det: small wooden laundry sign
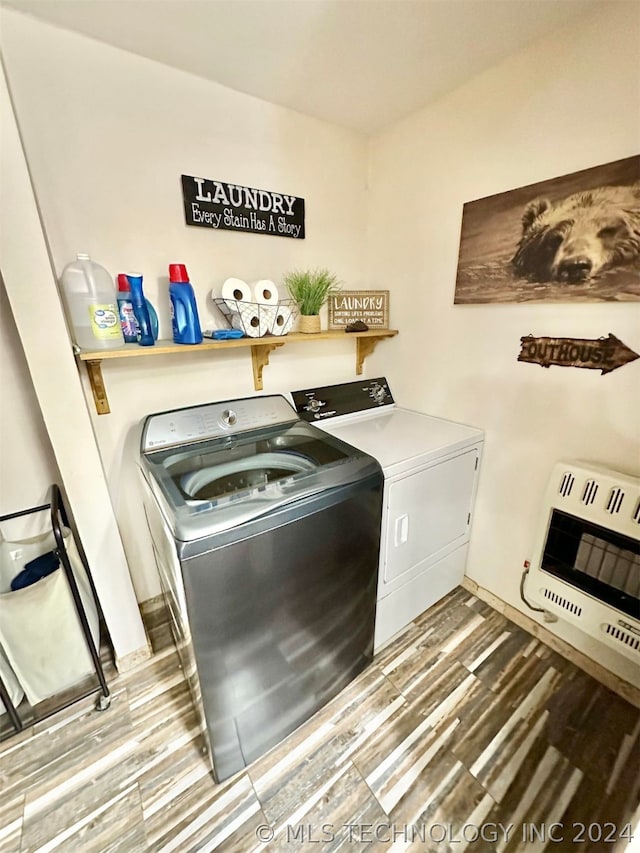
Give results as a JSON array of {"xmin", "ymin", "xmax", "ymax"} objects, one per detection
[
  {"xmin": 518, "ymin": 333, "xmax": 639, "ymax": 375},
  {"xmin": 329, "ymin": 291, "xmax": 389, "ymax": 329},
  {"xmin": 181, "ymin": 175, "xmax": 305, "ymax": 239}
]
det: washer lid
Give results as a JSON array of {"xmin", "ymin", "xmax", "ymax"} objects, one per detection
[{"xmin": 139, "ymin": 416, "xmax": 381, "ymax": 541}]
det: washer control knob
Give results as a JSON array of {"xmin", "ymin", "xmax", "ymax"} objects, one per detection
[
  {"xmin": 220, "ymin": 409, "xmax": 237, "ymax": 427},
  {"xmin": 370, "ymin": 383, "xmax": 388, "ymax": 404},
  {"xmin": 305, "ymin": 398, "xmax": 324, "ymax": 414}
]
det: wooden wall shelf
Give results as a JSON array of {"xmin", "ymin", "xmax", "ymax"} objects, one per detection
[{"xmin": 76, "ymin": 328, "xmax": 398, "ymax": 414}]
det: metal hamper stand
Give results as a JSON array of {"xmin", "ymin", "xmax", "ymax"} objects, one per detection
[{"xmin": 0, "ymin": 484, "xmax": 111, "ymax": 738}]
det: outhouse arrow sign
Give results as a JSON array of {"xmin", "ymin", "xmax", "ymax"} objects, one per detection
[{"xmin": 518, "ymin": 333, "xmax": 639, "ymax": 375}]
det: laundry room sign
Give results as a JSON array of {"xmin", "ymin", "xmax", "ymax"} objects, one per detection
[
  {"xmin": 181, "ymin": 175, "xmax": 305, "ymax": 239},
  {"xmin": 517, "ymin": 333, "xmax": 639, "ymax": 374},
  {"xmin": 329, "ymin": 291, "xmax": 389, "ymax": 329}
]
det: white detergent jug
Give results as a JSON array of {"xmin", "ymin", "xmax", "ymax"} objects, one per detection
[{"xmin": 60, "ymin": 254, "xmax": 124, "ymax": 350}]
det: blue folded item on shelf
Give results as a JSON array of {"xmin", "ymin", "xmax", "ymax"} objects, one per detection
[
  {"xmin": 203, "ymin": 329, "xmax": 244, "ymax": 340},
  {"xmin": 10, "ymin": 550, "xmax": 60, "ymax": 591}
]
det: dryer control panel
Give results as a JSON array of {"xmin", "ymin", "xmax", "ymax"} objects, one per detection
[
  {"xmin": 291, "ymin": 378, "xmax": 394, "ymax": 422},
  {"xmin": 141, "ymin": 395, "xmax": 298, "ymax": 451}
]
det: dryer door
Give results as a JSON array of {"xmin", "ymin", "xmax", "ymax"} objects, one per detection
[{"xmin": 382, "ymin": 448, "xmax": 479, "ymax": 589}]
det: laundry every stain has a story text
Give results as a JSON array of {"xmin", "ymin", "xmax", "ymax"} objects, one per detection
[
  {"xmin": 183, "ymin": 175, "xmax": 304, "ymax": 239},
  {"xmin": 190, "ymin": 205, "xmax": 301, "ymax": 238}
]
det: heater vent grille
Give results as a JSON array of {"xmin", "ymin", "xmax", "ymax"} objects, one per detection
[
  {"xmin": 532, "ymin": 462, "xmax": 640, "ymax": 662},
  {"xmin": 581, "ymin": 479, "xmax": 599, "ymax": 506},
  {"xmin": 606, "ymin": 488, "xmax": 625, "ymax": 515},
  {"xmin": 542, "ymin": 588, "xmax": 583, "ymax": 617},
  {"xmin": 602, "ymin": 623, "xmax": 640, "ymax": 653},
  {"xmin": 559, "ymin": 472, "xmax": 575, "ymax": 497}
]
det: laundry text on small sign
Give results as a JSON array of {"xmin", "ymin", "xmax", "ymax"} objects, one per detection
[
  {"xmin": 329, "ymin": 291, "xmax": 389, "ymax": 329},
  {"xmin": 517, "ymin": 333, "xmax": 639, "ymax": 375},
  {"xmin": 181, "ymin": 175, "xmax": 305, "ymax": 239}
]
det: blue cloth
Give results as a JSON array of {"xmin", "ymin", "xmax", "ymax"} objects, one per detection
[{"xmin": 10, "ymin": 551, "xmax": 60, "ymax": 591}]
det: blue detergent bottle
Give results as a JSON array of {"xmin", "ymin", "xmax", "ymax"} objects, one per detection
[
  {"xmin": 126, "ymin": 272, "xmax": 155, "ymax": 346},
  {"xmin": 118, "ymin": 273, "xmax": 159, "ymax": 342},
  {"xmin": 117, "ymin": 274, "xmax": 138, "ymax": 343},
  {"xmin": 169, "ymin": 263, "xmax": 203, "ymax": 345}
]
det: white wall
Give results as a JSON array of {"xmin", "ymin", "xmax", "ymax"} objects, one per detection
[
  {"xmin": 0, "ymin": 9, "xmax": 371, "ymax": 601},
  {"xmin": 1, "ymin": 65, "xmax": 148, "ymax": 664},
  {"xmin": 365, "ymin": 2, "xmax": 640, "ymax": 682},
  {"xmin": 0, "ymin": 276, "xmax": 60, "ymax": 525}
]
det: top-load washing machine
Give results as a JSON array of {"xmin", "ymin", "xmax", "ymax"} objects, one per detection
[
  {"xmin": 137, "ymin": 394, "xmax": 383, "ymax": 782},
  {"xmin": 291, "ymin": 378, "xmax": 483, "ymax": 650}
]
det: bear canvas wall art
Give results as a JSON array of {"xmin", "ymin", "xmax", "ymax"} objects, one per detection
[{"xmin": 454, "ymin": 155, "xmax": 640, "ymax": 303}]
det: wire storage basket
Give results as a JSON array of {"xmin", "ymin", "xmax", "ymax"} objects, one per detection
[{"xmin": 213, "ymin": 298, "xmax": 298, "ymax": 338}]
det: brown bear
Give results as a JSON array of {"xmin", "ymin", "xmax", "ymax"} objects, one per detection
[{"xmin": 511, "ymin": 182, "xmax": 640, "ymax": 283}]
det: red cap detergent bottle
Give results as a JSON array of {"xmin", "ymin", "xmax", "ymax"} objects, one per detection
[{"xmin": 169, "ymin": 264, "xmax": 203, "ymax": 345}]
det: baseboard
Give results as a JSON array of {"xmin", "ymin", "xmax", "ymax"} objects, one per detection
[
  {"xmin": 462, "ymin": 577, "xmax": 640, "ymax": 709},
  {"xmin": 114, "ymin": 643, "xmax": 153, "ymax": 673},
  {"xmin": 112, "ymin": 596, "xmax": 159, "ymax": 673}
]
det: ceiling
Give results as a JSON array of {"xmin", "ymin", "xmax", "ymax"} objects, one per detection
[{"xmin": 3, "ymin": 0, "xmax": 604, "ymax": 134}]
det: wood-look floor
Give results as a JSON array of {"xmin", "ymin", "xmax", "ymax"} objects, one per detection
[{"xmin": 1, "ymin": 587, "xmax": 639, "ymax": 853}]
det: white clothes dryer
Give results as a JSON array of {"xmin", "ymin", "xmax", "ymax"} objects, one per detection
[{"xmin": 291, "ymin": 378, "xmax": 484, "ymax": 650}]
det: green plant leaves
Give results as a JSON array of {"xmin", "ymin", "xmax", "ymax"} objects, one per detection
[{"xmin": 283, "ymin": 268, "xmax": 341, "ymax": 315}]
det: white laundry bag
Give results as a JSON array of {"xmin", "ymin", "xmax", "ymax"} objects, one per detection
[
  {"xmin": 0, "ymin": 643, "xmax": 23, "ymax": 717},
  {"xmin": 0, "ymin": 527, "xmax": 100, "ymax": 705}
]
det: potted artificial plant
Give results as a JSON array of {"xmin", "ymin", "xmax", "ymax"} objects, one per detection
[{"xmin": 283, "ymin": 268, "xmax": 341, "ymax": 334}]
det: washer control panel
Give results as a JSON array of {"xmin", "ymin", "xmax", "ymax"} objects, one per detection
[
  {"xmin": 292, "ymin": 377, "xmax": 394, "ymax": 422},
  {"xmin": 142, "ymin": 395, "xmax": 297, "ymax": 451}
]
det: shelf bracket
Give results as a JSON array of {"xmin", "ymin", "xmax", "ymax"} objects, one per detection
[
  {"xmin": 85, "ymin": 360, "xmax": 111, "ymax": 415},
  {"xmin": 251, "ymin": 342, "xmax": 285, "ymax": 390},
  {"xmin": 356, "ymin": 336, "xmax": 386, "ymax": 375}
]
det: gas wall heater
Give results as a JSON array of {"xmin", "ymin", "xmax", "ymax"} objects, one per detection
[{"xmin": 527, "ymin": 461, "xmax": 640, "ymax": 663}]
